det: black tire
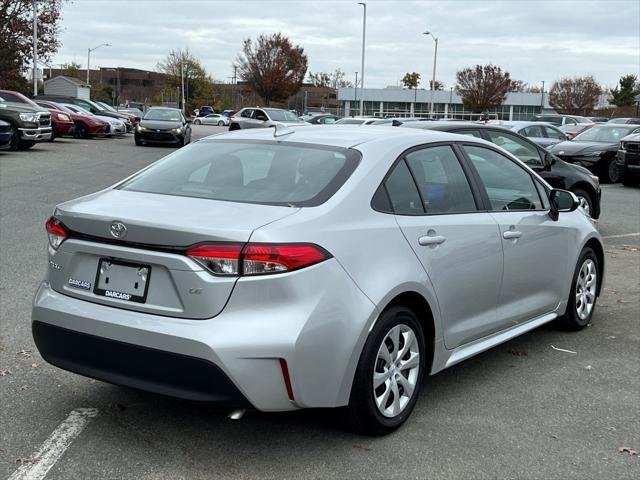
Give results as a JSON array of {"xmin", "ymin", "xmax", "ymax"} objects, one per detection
[
  {"xmin": 346, "ymin": 306, "xmax": 426, "ymax": 436},
  {"xmin": 9, "ymin": 129, "xmax": 20, "ymax": 150},
  {"xmin": 194, "ymin": 119, "xmax": 201, "ymax": 125},
  {"xmin": 217, "ymin": 120, "xmax": 224, "ymax": 126},
  {"xmin": 620, "ymin": 173, "xmax": 639, "ymax": 187},
  {"xmin": 18, "ymin": 140, "xmax": 36, "ymax": 150},
  {"xmin": 134, "ymin": 137, "xmax": 142, "ymax": 146},
  {"xmin": 557, "ymin": 247, "xmax": 599, "ymax": 331},
  {"xmin": 571, "ymin": 188, "xmax": 594, "ymax": 218},
  {"xmin": 229, "ymin": 123, "xmax": 240, "ymax": 131},
  {"xmin": 48, "ymin": 125, "xmax": 57, "ymax": 142},
  {"xmin": 75, "ymin": 123, "xmax": 88, "ymax": 139},
  {"xmin": 601, "ymin": 157, "xmax": 620, "ymax": 183}
]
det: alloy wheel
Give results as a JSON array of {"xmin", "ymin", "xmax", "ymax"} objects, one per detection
[
  {"xmin": 576, "ymin": 195, "xmax": 591, "ymax": 217},
  {"xmin": 373, "ymin": 324, "xmax": 420, "ymax": 418},
  {"xmin": 575, "ymin": 259, "xmax": 597, "ymax": 321}
]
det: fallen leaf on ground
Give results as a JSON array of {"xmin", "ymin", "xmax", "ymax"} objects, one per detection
[
  {"xmin": 353, "ymin": 444, "xmax": 372, "ymax": 451},
  {"xmin": 19, "ymin": 385, "xmax": 29, "ymax": 390},
  {"xmin": 31, "ymin": 363, "xmax": 38, "ymax": 368},
  {"xmin": 15, "ymin": 457, "xmax": 37, "ymax": 465},
  {"xmin": 0, "ymin": 369, "xmax": 12, "ymax": 376},
  {"xmin": 16, "ymin": 350, "xmax": 32, "ymax": 358},
  {"xmin": 618, "ymin": 447, "xmax": 637, "ymax": 456},
  {"xmin": 584, "ymin": 365, "xmax": 593, "ymax": 370},
  {"xmin": 551, "ymin": 345, "xmax": 577, "ymax": 354}
]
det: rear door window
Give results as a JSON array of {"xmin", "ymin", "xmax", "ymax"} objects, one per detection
[
  {"xmin": 485, "ymin": 129, "xmax": 543, "ymax": 167},
  {"xmin": 521, "ymin": 125, "xmax": 545, "ymax": 138},
  {"xmin": 383, "ymin": 160, "xmax": 424, "ymax": 215},
  {"xmin": 543, "ymin": 125, "xmax": 565, "ymax": 140},
  {"xmin": 404, "ymin": 146, "xmax": 477, "ymax": 214}
]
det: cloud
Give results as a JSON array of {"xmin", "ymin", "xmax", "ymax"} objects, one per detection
[{"xmin": 53, "ymin": 0, "xmax": 640, "ymax": 88}]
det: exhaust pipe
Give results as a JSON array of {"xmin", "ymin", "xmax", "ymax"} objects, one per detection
[{"xmin": 227, "ymin": 409, "xmax": 245, "ymax": 420}]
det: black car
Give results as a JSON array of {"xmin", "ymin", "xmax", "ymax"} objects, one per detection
[
  {"xmin": 0, "ymin": 119, "xmax": 13, "ymax": 149},
  {"xmin": 400, "ymin": 121, "xmax": 602, "ymax": 218},
  {"xmin": 134, "ymin": 107, "xmax": 191, "ymax": 147},
  {"xmin": 616, "ymin": 133, "xmax": 640, "ymax": 186},
  {"xmin": 547, "ymin": 124, "xmax": 640, "ymax": 183},
  {"xmin": 305, "ymin": 114, "xmax": 341, "ymax": 124}
]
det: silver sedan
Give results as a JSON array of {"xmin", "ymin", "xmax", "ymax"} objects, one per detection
[
  {"xmin": 193, "ymin": 113, "xmax": 230, "ymax": 126},
  {"xmin": 32, "ymin": 126, "xmax": 603, "ymax": 435}
]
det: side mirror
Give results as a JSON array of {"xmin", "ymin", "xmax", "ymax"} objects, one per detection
[
  {"xmin": 544, "ymin": 152, "xmax": 555, "ymax": 168},
  {"xmin": 549, "ymin": 188, "xmax": 579, "ymax": 221}
]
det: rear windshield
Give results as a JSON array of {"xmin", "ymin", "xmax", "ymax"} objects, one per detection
[
  {"xmin": 119, "ymin": 140, "xmax": 361, "ymax": 207},
  {"xmin": 573, "ymin": 125, "xmax": 638, "ymax": 143}
]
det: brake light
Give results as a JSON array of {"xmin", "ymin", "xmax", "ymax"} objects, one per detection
[
  {"xmin": 185, "ymin": 243, "xmax": 330, "ymax": 276},
  {"xmin": 45, "ymin": 216, "xmax": 67, "ymax": 249}
]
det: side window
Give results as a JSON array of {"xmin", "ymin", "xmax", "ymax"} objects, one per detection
[
  {"xmin": 321, "ymin": 117, "xmax": 337, "ymax": 124},
  {"xmin": 240, "ymin": 109, "xmax": 253, "ymax": 118},
  {"xmin": 462, "ymin": 145, "xmax": 543, "ymax": 211},
  {"xmin": 543, "ymin": 125, "xmax": 565, "ymax": 140},
  {"xmin": 253, "ymin": 109, "xmax": 267, "ymax": 120},
  {"xmin": 521, "ymin": 125, "xmax": 545, "ymax": 138},
  {"xmin": 383, "ymin": 160, "xmax": 424, "ymax": 215},
  {"xmin": 485, "ymin": 129, "xmax": 543, "ymax": 167},
  {"xmin": 404, "ymin": 145, "xmax": 477, "ymax": 214},
  {"xmin": 454, "ymin": 129, "xmax": 482, "ymax": 138}
]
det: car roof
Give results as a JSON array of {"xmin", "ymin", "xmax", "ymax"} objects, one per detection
[
  {"xmin": 488, "ymin": 120, "xmax": 557, "ymax": 128},
  {"xmin": 202, "ymin": 124, "xmax": 477, "ymax": 149}
]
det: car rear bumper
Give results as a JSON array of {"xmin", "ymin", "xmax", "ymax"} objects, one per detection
[{"xmin": 32, "ymin": 258, "xmax": 376, "ymax": 411}]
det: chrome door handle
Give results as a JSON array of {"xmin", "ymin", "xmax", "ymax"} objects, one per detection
[
  {"xmin": 503, "ymin": 230, "xmax": 522, "ymax": 239},
  {"xmin": 418, "ymin": 235, "xmax": 446, "ymax": 246}
]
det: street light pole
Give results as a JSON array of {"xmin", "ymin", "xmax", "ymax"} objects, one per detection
[
  {"xmin": 423, "ymin": 30, "xmax": 438, "ymax": 118},
  {"xmin": 357, "ymin": 2, "xmax": 367, "ymax": 116},
  {"xmin": 87, "ymin": 43, "xmax": 111, "ymax": 85},
  {"xmin": 540, "ymin": 80, "xmax": 545, "ymax": 109},
  {"xmin": 354, "ymin": 71, "xmax": 358, "ymax": 116},
  {"xmin": 32, "ymin": 0, "xmax": 38, "ymax": 96}
]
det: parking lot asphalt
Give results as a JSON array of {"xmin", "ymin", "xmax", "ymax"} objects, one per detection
[{"xmin": 1, "ymin": 126, "xmax": 639, "ymax": 480}]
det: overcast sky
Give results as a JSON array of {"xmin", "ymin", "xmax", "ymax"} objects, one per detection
[{"xmin": 52, "ymin": 0, "xmax": 640, "ymax": 89}]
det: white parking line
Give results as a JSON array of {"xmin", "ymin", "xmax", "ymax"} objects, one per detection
[
  {"xmin": 603, "ymin": 232, "xmax": 640, "ymax": 239},
  {"xmin": 8, "ymin": 408, "xmax": 99, "ymax": 480}
]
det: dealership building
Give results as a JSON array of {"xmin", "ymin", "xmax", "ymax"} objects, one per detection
[{"xmin": 337, "ymin": 87, "xmax": 554, "ymax": 120}]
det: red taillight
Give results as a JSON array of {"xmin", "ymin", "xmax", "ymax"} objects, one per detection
[
  {"xmin": 45, "ymin": 216, "xmax": 66, "ymax": 249},
  {"xmin": 186, "ymin": 243, "xmax": 330, "ymax": 276},
  {"xmin": 279, "ymin": 358, "xmax": 295, "ymax": 401}
]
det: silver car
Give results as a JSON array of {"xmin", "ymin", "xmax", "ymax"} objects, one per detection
[
  {"xmin": 229, "ymin": 107, "xmax": 307, "ymax": 130},
  {"xmin": 489, "ymin": 120, "xmax": 568, "ymax": 149},
  {"xmin": 193, "ymin": 113, "xmax": 230, "ymax": 126},
  {"xmin": 32, "ymin": 126, "xmax": 603, "ymax": 435}
]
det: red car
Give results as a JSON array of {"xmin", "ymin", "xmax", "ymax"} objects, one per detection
[
  {"xmin": 35, "ymin": 100, "xmax": 109, "ymax": 139},
  {"xmin": 0, "ymin": 89, "xmax": 73, "ymax": 141}
]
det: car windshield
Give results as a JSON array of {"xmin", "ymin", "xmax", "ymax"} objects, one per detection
[
  {"xmin": 100, "ymin": 103, "xmax": 117, "ymax": 112},
  {"xmin": 63, "ymin": 104, "xmax": 93, "ymax": 116},
  {"xmin": 265, "ymin": 109, "xmax": 300, "ymax": 122},
  {"xmin": 336, "ymin": 118, "xmax": 366, "ymax": 125},
  {"xmin": 144, "ymin": 109, "xmax": 181, "ymax": 122},
  {"xmin": 572, "ymin": 125, "xmax": 638, "ymax": 143},
  {"xmin": 119, "ymin": 140, "xmax": 360, "ymax": 207}
]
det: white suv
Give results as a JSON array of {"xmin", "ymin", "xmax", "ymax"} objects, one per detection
[{"xmin": 229, "ymin": 107, "xmax": 308, "ymax": 130}]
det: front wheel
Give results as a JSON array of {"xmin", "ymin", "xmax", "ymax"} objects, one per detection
[
  {"xmin": 194, "ymin": 119, "xmax": 201, "ymax": 125},
  {"xmin": 601, "ymin": 158, "xmax": 620, "ymax": 183},
  {"xmin": 557, "ymin": 247, "xmax": 599, "ymax": 331},
  {"xmin": 571, "ymin": 188, "xmax": 593, "ymax": 218},
  {"xmin": 346, "ymin": 306, "xmax": 426, "ymax": 435},
  {"xmin": 229, "ymin": 123, "xmax": 240, "ymax": 131},
  {"xmin": 74, "ymin": 123, "xmax": 88, "ymax": 139}
]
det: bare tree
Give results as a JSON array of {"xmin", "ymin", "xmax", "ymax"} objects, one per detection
[
  {"xmin": 308, "ymin": 69, "xmax": 352, "ymax": 88},
  {"xmin": 235, "ymin": 33, "xmax": 308, "ymax": 105},
  {"xmin": 549, "ymin": 76, "xmax": 603, "ymax": 115},
  {"xmin": 455, "ymin": 64, "xmax": 513, "ymax": 112}
]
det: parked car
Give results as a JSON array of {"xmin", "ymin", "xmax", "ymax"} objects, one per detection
[
  {"xmin": 0, "ymin": 89, "xmax": 67, "ymax": 142},
  {"xmin": 335, "ymin": 117, "xmax": 378, "ymax": 125},
  {"xmin": 117, "ymin": 107, "xmax": 144, "ymax": 119},
  {"xmin": 607, "ymin": 117, "xmax": 640, "ymax": 124},
  {"xmin": 32, "ymin": 125, "xmax": 604, "ymax": 435},
  {"xmin": 488, "ymin": 121, "xmax": 568, "ymax": 148},
  {"xmin": 61, "ymin": 104, "xmax": 127, "ymax": 136},
  {"xmin": 616, "ymin": 133, "xmax": 640, "ymax": 186},
  {"xmin": 547, "ymin": 124, "xmax": 640, "ymax": 183},
  {"xmin": 588, "ymin": 117, "xmax": 610, "ymax": 123},
  {"xmin": 0, "ymin": 99, "xmax": 52, "ymax": 149},
  {"xmin": 196, "ymin": 106, "xmax": 215, "ymax": 117},
  {"xmin": 134, "ymin": 107, "xmax": 191, "ymax": 147},
  {"xmin": 530, "ymin": 114, "xmax": 592, "ymax": 126},
  {"xmin": 302, "ymin": 114, "xmax": 341, "ymax": 124},
  {"xmin": 559, "ymin": 123, "xmax": 594, "ymax": 140},
  {"xmin": 400, "ymin": 121, "xmax": 602, "ymax": 218},
  {"xmin": 35, "ymin": 95, "xmax": 133, "ymax": 131},
  {"xmin": 229, "ymin": 107, "xmax": 308, "ymax": 130},
  {"xmin": 35, "ymin": 100, "xmax": 108, "ymax": 139},
  {"xmin": 96, "ymin": 102, "xmax": 140, "ymax": 126},
  {"xmin": 193, "ymin": 113, "xmax": 230, "ymax": 126},
  {"xmin": 0, "ymin": 119, "xmax": 13, "ymax": 150}
]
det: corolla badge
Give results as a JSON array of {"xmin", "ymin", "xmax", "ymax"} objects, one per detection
[{"xmin": 109, "ymin": 221, "xmax": 128, "ymax": 239}]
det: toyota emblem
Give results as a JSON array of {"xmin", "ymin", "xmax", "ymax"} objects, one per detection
[{"xmin": 109, "ymin": 221, "xmax": 127, "ymax": 239}]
